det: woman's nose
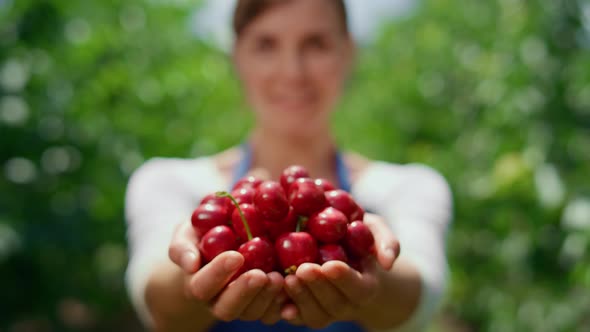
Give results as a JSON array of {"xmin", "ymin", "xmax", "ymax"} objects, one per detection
[{"xmin": 276, "ymin": 50, "xmax": 307, "ymax": 82}]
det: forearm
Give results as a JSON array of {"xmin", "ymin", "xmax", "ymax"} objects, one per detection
[
  {"xmin": 145, "ymin": 260, "xmax": 216, "ymax": 332},
  {"xmin": 355, "ymin": 258, "xmax": 422, "ymax": 330}
]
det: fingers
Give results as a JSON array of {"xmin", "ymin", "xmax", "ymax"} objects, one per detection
[
  {"xmin": 283, "ymin": 274, "xmax": 332, "ymax": 329},
  {"xmin": 282, "ymin": 261, "xmax": 382, "ymax": 327},
  {"xmin": 210, "ymin": 269, "xmax": 268, "ymax": 321},
  {"xmin": 260, "ymin": 295, "xmax": 284, "ymax": 325},
  {"xmin": 281, "ymin": 303, "xmax": 303, "ymax": 325},
  {"xmin": 259, "ymin": 277, "xmax": 288, "ymax": 325},
  {"xmin": 296, "ymin": 263, "xmax": 354, "ymax": 319},
  {"xmin": 364, "ymin": 213, "xmax": 400, "ymax": 270},
  {"xmin": 240, "ymin": 272, "xmax": 284, "ymax": 321},
  {"xmin": 187, "ymin": 251, "xmax": 244, "ymax": 302},
  {"xmin": 321, "ymin": 260, "xmax": 378, "ymax": 305},
  {"xmin": 169, "ymin": 221, "xmax": 201, "ymax": 273}
]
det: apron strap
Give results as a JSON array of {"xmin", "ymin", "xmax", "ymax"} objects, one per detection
[
  {"xmin": 335, "ymin": 151, "xmax": 351, "ymax": 193},
  {"xmin": 230, "ymin": 142, "xmax": 253, "ymax": 190}
]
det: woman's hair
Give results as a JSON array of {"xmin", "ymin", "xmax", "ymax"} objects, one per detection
[{"xmin": 233, "ymin": 0, "xmax": 349, "ymax": 36}]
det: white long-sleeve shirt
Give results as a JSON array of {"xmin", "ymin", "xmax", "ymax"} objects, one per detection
[{"xmin": 124, "ymin": 156, "xmax": 453, "ymax": 331}]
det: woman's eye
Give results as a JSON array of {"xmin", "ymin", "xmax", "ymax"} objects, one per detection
[
  {"xmin": 306, "ymin": 36, "xmax": 328, "ymax": 51},
  {"xmin": 254, "ymin": 37, "xmax": 275, "ymax": 53}
]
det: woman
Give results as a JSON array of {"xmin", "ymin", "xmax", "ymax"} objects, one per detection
[{"xmin": 125, "ymin": 0, "xmax": 452, "ymax": 331}]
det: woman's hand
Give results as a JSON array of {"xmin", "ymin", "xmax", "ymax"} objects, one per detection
[
  {"xmin": 168, "ymin": 221, "xmax": 286, "ymax": 324},
  {"xmin": 280, "ymin": 213, "xmax": 400, "ymax": 328}
]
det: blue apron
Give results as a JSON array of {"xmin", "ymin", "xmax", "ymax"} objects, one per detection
[{"xmin": 209, "ymin": 144, "xmax": 364, "ymax": 332}]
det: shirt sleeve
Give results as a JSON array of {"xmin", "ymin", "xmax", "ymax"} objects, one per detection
[
  {"xmin": 124, "ymin": 158, "xmax": 200, "ymax": 327},
  {"xmin": 353, "ymin": 163, "xmax": 453, "ymax": 331}
]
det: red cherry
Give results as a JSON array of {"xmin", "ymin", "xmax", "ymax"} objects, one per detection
[
  {"xmin": 191, "ymin": 203, "xmax": 230, "ymax": 237},
  {"xmin": 232, "ymin": 203, "xmax": 265, "ymax": 243},
  {"xmin": 233, "ymin": 175, "xmax": 263, "ymax": 190},
  {"xmin": 345, "ymin": 221, "xmax": 375, "ymax": 258},
  {"xmin": 280, "ymin": 165, "xmax": 310, "ymax": 194},
  {"xmin": 264, "ymin": 207, "xmax": 298, "ymax": 241},
  {"xmin": 254, "ymin": 181, "xmax": 289, "ymax": 222},
  {"xmin": 289, "ymin": 178, "xmax": 327, "ymax": 216},
  {"xmin": 348, "ymin": 258, "xmax": 363, "ymax": 272},
  {"xmin": 275, "ymin": 232, "xmax": 318, "ymax": 274},
  {"xmin": 228, "ymin": 187, "xmax": 256, "ymax": 215},
  {"xmin": 325, "ymin": 190, "xmax": 360, "ymax": 222},
  {"xmin": 200, "ymin": 194, "xmax": 232, "ymax": 212},
  {"xmin": 307, "ymin": 207, "xmax": 348, "ymax": 243},
  {"xmin": 231, "ymin": 187, "xmax": 256, "ymax": 205},
  {"xmin": 238, "ymin": 237, "xmax": 276, "ymax": 273},
  {"xmin": 199, "ymin": 226, "xmax": 238, "ymax": 262},
  {"xmin": 318, "ymin": 244, "xmax": 348, "ymax": 264},
  {"xmin": 314, "ymin": 178, "xmax": 336, "ymax": 192},
  {"xmin": 350, "ymin": 206, "xmax": 365, "ymax": 222}
]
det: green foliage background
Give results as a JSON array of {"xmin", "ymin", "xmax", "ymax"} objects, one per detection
[{"xmin": 1, "ymin": 0, "xmax": 589, "ymax": 331}]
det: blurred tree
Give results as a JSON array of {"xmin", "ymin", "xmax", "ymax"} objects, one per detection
[
  {"xmin": 0, "ymin": 0, "xmax": 588, "ymax": 331},
  {"xmin": 334, "ymin": 0, "xmax": 590, "ymax": 331}
]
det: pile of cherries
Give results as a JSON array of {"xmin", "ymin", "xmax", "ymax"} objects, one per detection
[{"xmin": 191, "ymin": 165, "xmax": 375, "ymax": 276}]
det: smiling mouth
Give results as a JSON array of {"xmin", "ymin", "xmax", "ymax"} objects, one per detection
[{"xmin": 270, "ymin": 94, "xmax": 316, "ymax": 110}]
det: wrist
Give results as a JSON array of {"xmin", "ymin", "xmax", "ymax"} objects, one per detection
[
  {"xmin": 353, "ymin": 259, "xmax": 422, "ymax": 329},
  {"xmin": 145, "ymin": 261, "xmax": 215, "ymax": 332}
]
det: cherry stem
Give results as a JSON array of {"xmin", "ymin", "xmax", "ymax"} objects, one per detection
[
  {"xmin": 296, "ymin": 216, "xmax": 308, "ymax": 233},
  {"xmin": 216, "ymin": 191, "xmax": 253, "ymax": 240}
]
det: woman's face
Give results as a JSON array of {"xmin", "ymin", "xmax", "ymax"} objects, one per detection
[{"xmin": 233, "ymin": 0, "xmax": 354, "ymax": 139}]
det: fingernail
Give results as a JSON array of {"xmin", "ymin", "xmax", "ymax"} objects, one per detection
[
  {"xmin": 281, "ymin": 307, "xmax": 294, "ymax": 321},
  {"xmin": 281, "ymin": 305, "xmax": 298, "ymax": 321},
  {"xmin": 224, "ymin": 254, "xmax": 243, "ymax": 272},
  {"xmin": 248, "ymin": 274, "xmax": 266, "ymax": 288},
  {"xmin": 304, "ymin": 271, "xmax": 318, "ymax": 282},
  {"xmin": 287, "ymin": 278, "xmax": 303, "ymax": 295},
  {"xmin": 382, "ymin": 244, "xmax": 395, "ymax": 261},
  {"xmin": 181, "ymin": 252, "xmax": 196, "ymax": 272}
]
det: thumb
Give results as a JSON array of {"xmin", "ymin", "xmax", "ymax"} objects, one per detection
[{"xmin": 364, "ymin": 214, "xmax": 400, "ymax": 270}]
